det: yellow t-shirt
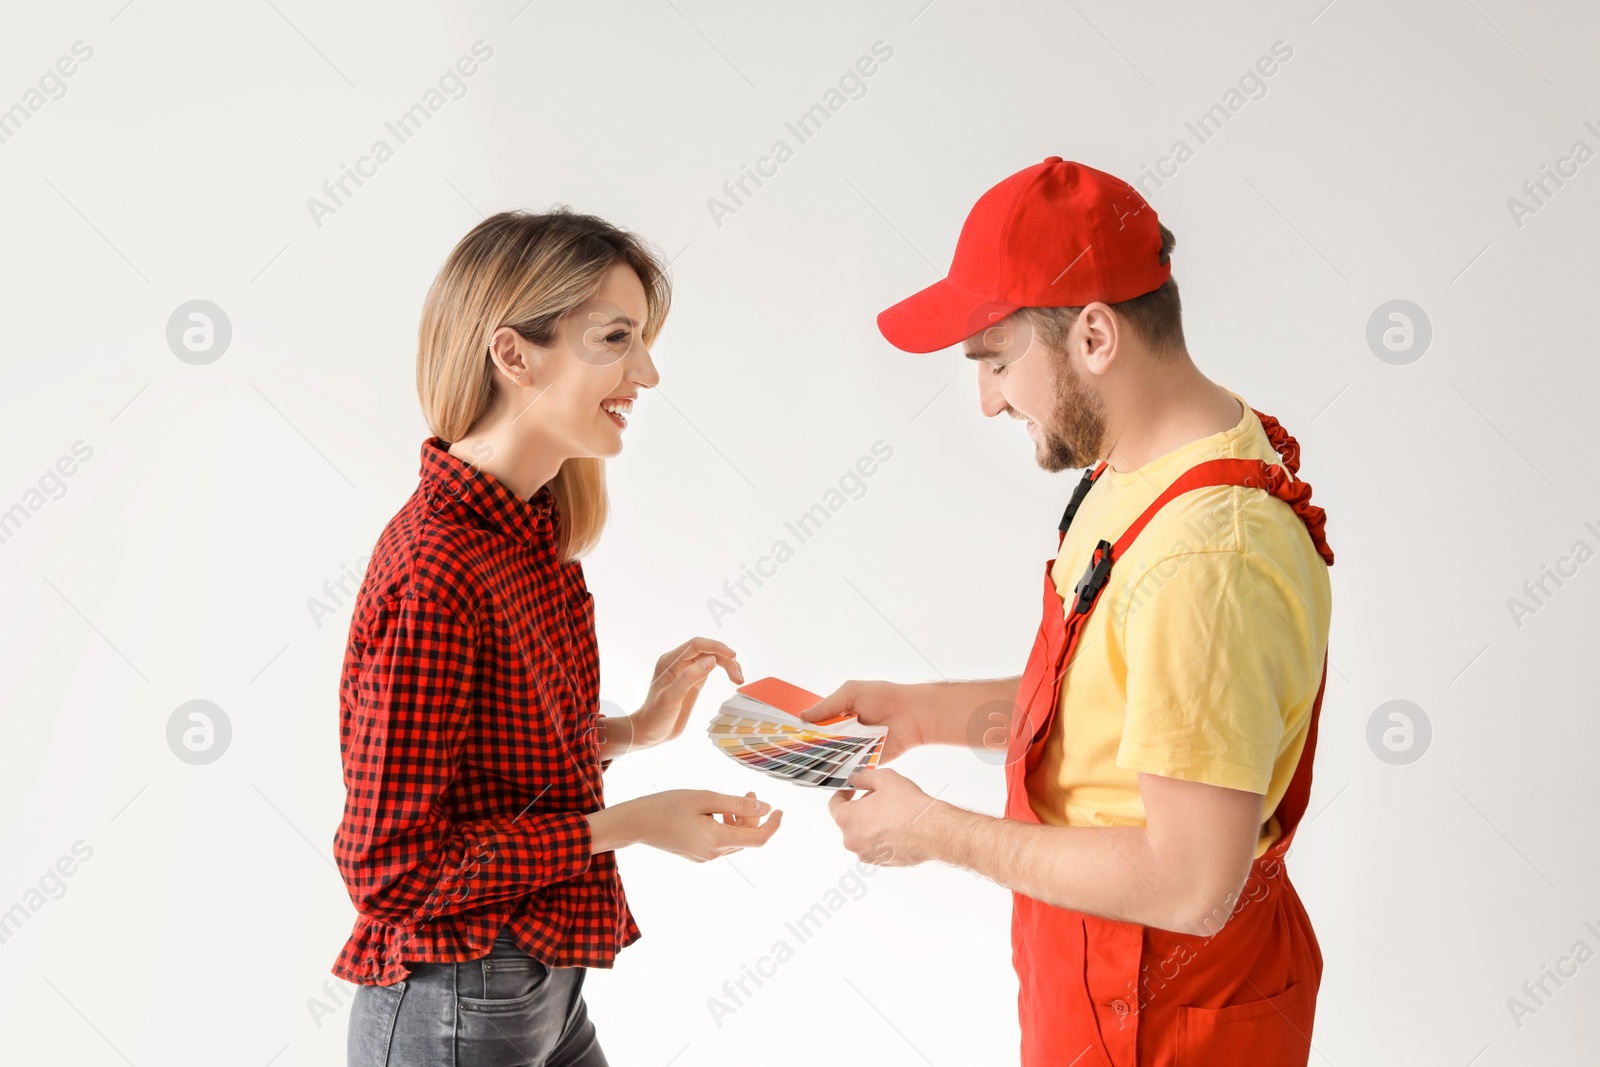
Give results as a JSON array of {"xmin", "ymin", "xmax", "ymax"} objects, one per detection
[{"xmin": 1025, "ymin": 393, "xmax": 1332, "ymax": 858}]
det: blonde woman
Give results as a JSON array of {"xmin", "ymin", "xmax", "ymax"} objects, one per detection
[{"xmin": 333, "ymin": 209, "xmax": 782, "ymax": 1066}]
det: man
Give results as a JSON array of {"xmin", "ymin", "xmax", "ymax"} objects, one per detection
[{"xmin": 807, "ymin": 157, "xmax": 1334, "ymax": 1066}]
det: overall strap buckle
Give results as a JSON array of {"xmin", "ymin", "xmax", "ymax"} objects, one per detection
[
  {"xmin": 1071, "ymin": 539, "xmax": 1114, "ymax": 614},
  {"xmin": 1058, "ymin": 463, "xmax": 1105, "ymax": 536}
]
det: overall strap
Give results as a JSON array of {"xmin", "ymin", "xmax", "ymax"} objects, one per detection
[
  {"xmin": 1028, "ymin": 410, "xmax": 1335, "ymax": 854},
  {"xmin": 1055, "ymin": 407, "xmax": 1333, "ymax": 566},
  {"xmin": 1057, "ymin": 460, "xmax": 1108, "ymax": 545},
  {"xmin": 1025, "ymin": 453, "xmax": 1330, "ymax": 752},
  {"xmin": 1116, "ymin": 457, "xmax": 1332, "ymax": 565},
  {"xmin": 1269, "ymin": 655, "xmax": 1328, "ymax": 848},
  {"xmin": 1067, "ymin": 456, "xmax": 1333, "ymax": 628},
  {"xmin": 1255, "ymin": 408, "xmax": 1305, "ymax": 475}
]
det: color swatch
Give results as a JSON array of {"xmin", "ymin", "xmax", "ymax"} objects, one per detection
[{"xmin": 707, "ymin": 677, "xmax": 887, "ymax": 790}]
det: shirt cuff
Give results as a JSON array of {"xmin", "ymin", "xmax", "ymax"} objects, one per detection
[{"xmin": 522, "ymin": 810, "xmax": 596, "ymax": 883}]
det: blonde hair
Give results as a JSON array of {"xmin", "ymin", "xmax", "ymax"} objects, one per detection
[{"xmin": 416, "ymin": 208, "xmax": 672, "ymax": 560}]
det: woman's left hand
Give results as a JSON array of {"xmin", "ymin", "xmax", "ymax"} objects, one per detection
[{"xmin": 623, "ymin": 638, "xmax": 744, "ymax": 753}]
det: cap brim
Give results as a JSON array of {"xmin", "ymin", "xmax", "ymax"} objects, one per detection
[{"xmin": 876, "ymin": 277, "xmax": 1020, "ymax": 354}]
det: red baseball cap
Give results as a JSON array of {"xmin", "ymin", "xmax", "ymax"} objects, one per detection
[{"xmin": 876, "ymin": 157, "xmax": 1170, "ymax": 353}]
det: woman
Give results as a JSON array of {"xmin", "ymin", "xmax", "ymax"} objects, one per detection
[{"xmin": 334, "ymin": 208, "xmax": 783, "ymax": 1066}]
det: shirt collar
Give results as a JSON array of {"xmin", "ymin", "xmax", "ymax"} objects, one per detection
[{"xmin": 420, "ymin": 436, "xmax": 559, "ymax": 549}]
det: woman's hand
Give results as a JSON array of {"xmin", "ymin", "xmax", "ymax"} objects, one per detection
[
  {"xmin": 611, "ymin": 638, "xmax": 744, "ymax": 756},
  {"xmin": 589, "ymin": 789, "xmax": 782, "ymax": 859}
]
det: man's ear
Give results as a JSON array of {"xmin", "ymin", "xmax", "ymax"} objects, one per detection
[{"xmin": 1078, "ymin": 303, "xmax": 1119, "ymax": 377}]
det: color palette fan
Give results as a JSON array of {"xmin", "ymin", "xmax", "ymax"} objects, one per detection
[{"xmin": 708, "ymin": 677, "xmax": 886, "ymax": 790}]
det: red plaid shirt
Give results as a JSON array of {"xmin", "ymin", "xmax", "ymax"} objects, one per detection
[{"xmin": 331, "ymin": 436, "xmax": 640, "ymax": 986}]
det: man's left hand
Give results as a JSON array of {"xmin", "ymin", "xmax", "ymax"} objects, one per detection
[{"xmin": 827, "ymin": 767, "xmax": 946, "ymax": 867}]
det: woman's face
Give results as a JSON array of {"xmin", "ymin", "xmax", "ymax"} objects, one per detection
[{"xmin": 505, "ymin": 260, "xmax": 659, "ymax": 461}]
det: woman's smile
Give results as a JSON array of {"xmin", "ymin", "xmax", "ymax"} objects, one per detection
[{"xmin": 601, "ymin": 395, "xmax": 633, "ymax": 429}]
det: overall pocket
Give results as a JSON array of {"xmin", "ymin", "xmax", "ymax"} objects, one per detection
[{"xmin": 1174, "ymin": 979, "xmax": 1314, "ymax": 1067}]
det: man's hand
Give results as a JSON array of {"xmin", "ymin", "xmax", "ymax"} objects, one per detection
[
  {"xmin": 825, "ymin": 767, "xmax": 947, "ymax": 867},
  {"xmin": 801, "ymin": 677, "xmax": 1024, "ymax": 759},
  {"xmin": 801, "ymin": 681, "xmax": 926, "ymax": 764}
]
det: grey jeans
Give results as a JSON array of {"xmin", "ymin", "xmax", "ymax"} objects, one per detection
[{"xmin": 347, "ymin": 932, "xmax": 609, "ymax": 1067}]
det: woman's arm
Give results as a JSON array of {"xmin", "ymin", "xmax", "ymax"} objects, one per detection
[
  {"xmin": 587, "ymin": 789, "xmax": 781, "ymax": 858},
  {"xmin": 335, "ymin": 593, "xmax": 595, "ymax": 926},
  {"xmin": 595, "ymin": 711, "xmax": 643, "ymax": 763}
]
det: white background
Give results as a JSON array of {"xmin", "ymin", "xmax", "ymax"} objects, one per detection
[{"xmin": 2, "ymin": 1, "xmax": 1597, "ymax": 1065}]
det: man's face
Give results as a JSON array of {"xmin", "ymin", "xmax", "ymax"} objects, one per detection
[{"xmin": 964, "ymin": 310, "xmax": 1105, "ymax": 472}]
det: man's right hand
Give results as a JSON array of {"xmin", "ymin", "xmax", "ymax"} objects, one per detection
[{"xmin": 801, "ymin": 680, "xmax": 924, "ymax": 764}]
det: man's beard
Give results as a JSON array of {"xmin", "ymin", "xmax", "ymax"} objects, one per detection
[{"xmin": 1033, "ymin": 356, "xmax": 1106, "ymax": 472}]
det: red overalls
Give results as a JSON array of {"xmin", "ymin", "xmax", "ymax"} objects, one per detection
[{"xmin": 1003, "ymin": 410, "xmax": 1335, "ymax": 1067}]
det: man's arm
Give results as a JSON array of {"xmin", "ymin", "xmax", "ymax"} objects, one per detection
[
  {"xmin": 934, "ymin": 772, "xmax": 1261, "ymax": 931},
  {"xmin": 804, "ymin": 676, "xmax": 1023, "ymax": 756},
  {"xmin": 907, "ymin": 676, "xmax": 1025, "ymax": 747},
  {"xmin": 835, "ymin": 767, "xmax": 1263, "ymax": 934}
]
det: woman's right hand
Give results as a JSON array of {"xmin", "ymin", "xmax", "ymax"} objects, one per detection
[
  {"xmin": 800, "ymin": 680, "xmax": 923, "ymax": 764},
  {"xmin": 591, "ymin": 789, "xmax": 782, "ymax": 860}
]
